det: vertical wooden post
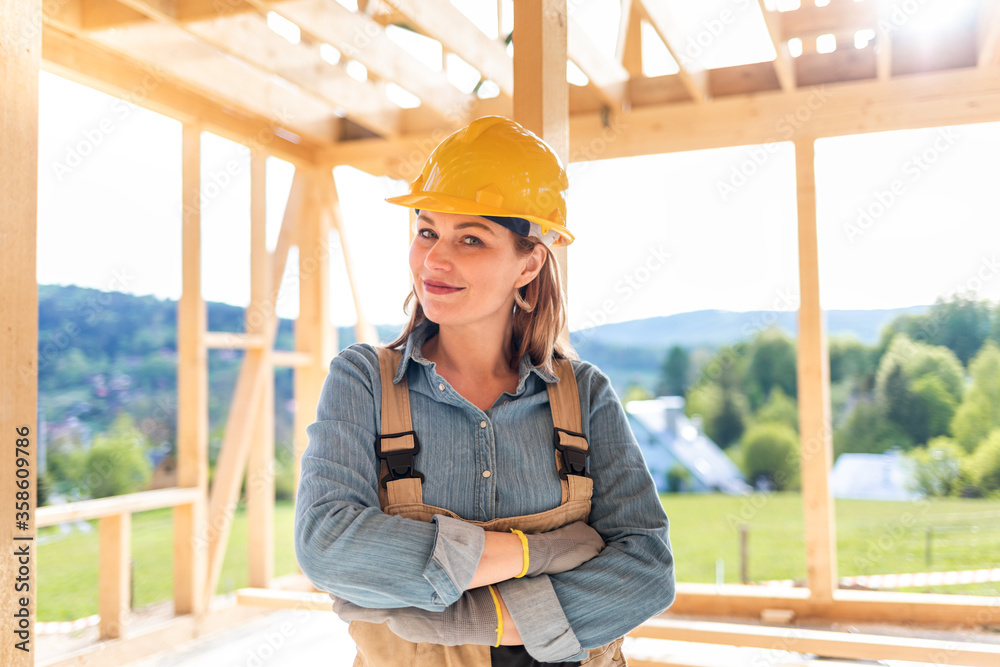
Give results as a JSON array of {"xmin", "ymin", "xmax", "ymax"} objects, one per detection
[
  {"xmin": 794, "ymin": 138, "xmax": 837, "ymax": 603},
  {"xmin": 513, "ymin": 0, "xmax": 570, "ymax": 346},
  {"xmin": 294, "ymin": 169, "xmax": 334, "ymax": 511},
  {"xmin": 618, "ymin": 0, "xmax": 644, "ymax": 76},
  {"xmin": 98, "ymin": 514, "xmax": 131, "ymax": 638},
  {"xmin": 175, "ymin": 124, "xmax": 208, "ymax": 615},
  {"xmin": 248, "ymin": 150, "xmax": 274, "ymax": 588},
  {"xmin": 326, "ymin": 172, "xmax": 376, "ymax": 345},
  {"xmin": 1, "ymin": 1, "xmax": 39, "ymax": 663}
]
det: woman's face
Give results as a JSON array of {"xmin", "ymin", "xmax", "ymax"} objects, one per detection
[{"xmin": 409, "ymin": 210, "xmax": 543, "ymax": 330}]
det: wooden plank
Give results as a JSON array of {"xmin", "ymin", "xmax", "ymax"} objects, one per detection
[
  {"xmin": 779, "ymin": 0, "xmax": 877, "ymax": 40},
  {"xmin": 98, "ymin": 514, "xmax": 130, "ymax": 639},
  {"xmin": 40, "ymin": 24, "xmax": 320, "ymax": 166},
  {"xmin": 108, "ymin": 1, "xmax": 397, "ymax": 137},
  {"xmin": 247, "ymin": 150, "xmax": 274, "ymax": 589},
  {"xmin": 175, "ymin": 123, "xmax": 209, "ymax": 617},
  {"xmin": 1, "ymin": 0, "xmax": 39, "ymax": 663},
  {"xmin": 514, "ymin": 0, "xmax": 570, "ymax": 347},
  {"xmin": 632, "ymin": 617, "xmax": 1000, "ymax": 667},
  {"xmin": 617, "ymin": 0, "xmax": 643, "ymax": 77},
  {"xmin": 37, "ymin": 488, "xmax": 202, "ymax": 526},
  {"xmin": 293, "ymin": 168, "xmax": 334, "ymax": 510},
  {"xmin": 272, "ymin": 350, "xmax": 313, "ymax": 367},
  {"xmin": 252, "ymin": 0, "xmax": 473, "ymax": 123},
  {"xmin": 324, "ymin": 172, "xmax": 377, "ymax": 345},
  {"xmin": 757, "ymin": 0, "xmax": 796, "ymax": 91},
  {"xmin": 382, "ymin": 0, "xmax": 514, "ymax": 98},
  {"xmin": 794, "ymin": 137, "xmax": 837, "ymax": 603},
  {"xmin": 203, "ymin": 170, "xmax": 305, "ymax": 602},
  {"xmin": 638, "ymin": 0, "xmax": 708, "ymax": 103},
  {"xmin": 82, "ymin": 20, "xmax": 340, "ymax": 144},
  {"xmin": 236, "ymin": 587, "xmax": 333, "ymax": 611},
  {"xmin": 203, "ymin": 332, "xmax": 266, "ymax": 349}
]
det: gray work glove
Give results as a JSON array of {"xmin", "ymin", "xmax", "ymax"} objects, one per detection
[
  {"xmin": 523, "ymin": 521, "xmax": 605, "ymax": 577},
  {"xmin": 330, "ymin": 587, "xmax": 498, "ymax": 646}
]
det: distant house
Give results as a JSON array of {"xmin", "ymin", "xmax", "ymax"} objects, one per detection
[
  {"xmin": 625, "ymin": 396, "xmax": 750, "ymax": 494},
  {"xmin": 830, "ymin": 451, "xmax": 919, "ymax": 501}
]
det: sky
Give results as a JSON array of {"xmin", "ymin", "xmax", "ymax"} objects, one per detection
[{"xmin": 35, "ymin": 0, "xmax": 1000, "ymax": 331}]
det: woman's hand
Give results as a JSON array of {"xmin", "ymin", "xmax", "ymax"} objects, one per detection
[
  {"xmin": 330, "ymin": 588, "xmax": 500, "ymax": 646},
  {"xmin": 523, "ymin": 521, "xmax": 605, "ymax": 576}
]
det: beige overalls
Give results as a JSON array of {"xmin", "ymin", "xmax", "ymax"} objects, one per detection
[{"xmin": 346, "ymin": 346, "xmax": 627, "ymax": 667}]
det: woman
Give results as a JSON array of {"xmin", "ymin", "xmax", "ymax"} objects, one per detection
[{"xmin": 294, "ymin": 116, "xmax": 675, "ymax": 666}]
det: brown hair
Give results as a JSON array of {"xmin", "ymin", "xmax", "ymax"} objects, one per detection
[{"xmin": 386, "ymin": 233, "xmax": 578, "ymax": 374}]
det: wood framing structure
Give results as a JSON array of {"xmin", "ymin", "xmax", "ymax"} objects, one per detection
[{"xmin": 4, "ymin": 0, "xmax": 1000, "ymax": 665}]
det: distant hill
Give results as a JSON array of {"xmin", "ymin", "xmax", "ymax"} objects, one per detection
[{"xmin": 569, "ymin": 306, "xmax": 930, "ymax": 350}]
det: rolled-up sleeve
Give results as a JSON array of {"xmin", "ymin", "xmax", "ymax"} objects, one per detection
[
  {"xmin": 293, "ymin": 345, "xmax": 486, "ymax": 610},
  {"xmin": 546, "ymin": 364, "xmax": 676, "ymax": 649},
  {"xmin": 497, "ymin": 576, "xmax": 587, "ymax": 662}
]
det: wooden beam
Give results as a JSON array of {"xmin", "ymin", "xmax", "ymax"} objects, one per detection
[
  {"xmin": 637, "ymin": 0, "xmax": 708, "ymax": 103},
  {"xmin": 617, "ymin": 0, "xmax": 643, "ymax": 77},
  {"xmin": 568, "ymin": 14, "xmax": 629, "ymax": 110},
  {"xmin": 107, "ymin": 0, "xmax": 398, "ymax": 137},
  {"xmin": 253, "ymin": 0, "xmax": 473, "ymax": 123},
  {"xmin": 632, "ymin": 617, "xmax": 1000, "ymax": 667},
  {"xmin": 757, "ymin": 0, "xmax": 796, "ymax": 91},
  {"xmin": 513, "ymin": 0, "xmax": 570, "ymax": 348},
  {"xmin": 80, "ymin": 19, "xmax": 341, "ymax": 144},
  {"xmin": 247, "ymin": 149, "xmax": 274, "ymax": 589},
  {"xmin": 779, "ymin": 0, "xmax": 877, "ymax": 40},
  {"xmin": 1, "ymin": 0, "xmax": 39, "ymax": 663},
  {"xmin": 37, "ymin": 487, "xmax": 202, "ymax": 526},
  {"xmin": 203, "ymin": 170, "xmax": 305, "ymax": 602},
  {"xmin": 979, "ymin": 0, "xmax": 1000, "ymax": 67},
  {"xmin": 382, "ymin": 0, "xmax": 514, "ymax": 98},
  {"xmin": 175, "ymin": 123, "xmax": 209, "ymax": 617},
  {"xmin": 794, "ymin": 137, "xmax": 837, "ymax": 603},
  {"xmin": 293, "ymin": 168, "xmax": 335, "ymax": 511},
  {"xmin": 41, "ymin": 24, "xmax": 320, "ymax": 165},
  {"xmin": 98, "ymin": 514, "xmax": 131, "ymax": 639}
]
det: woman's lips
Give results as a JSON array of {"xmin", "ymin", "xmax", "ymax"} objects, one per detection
[{"xmin": 423, "ymin": 281, "xmax": 464, "ymax": 295}]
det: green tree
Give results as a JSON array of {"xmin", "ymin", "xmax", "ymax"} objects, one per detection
[
  {"xmin": 951, "ymin": 341, "xmax": 1000, "ymax": 452},
  {"xmin": 829, "ymin": 336, "xmax": 877, "ymax": 392},
  {"xmin": 743, "ymin": 328, "xmax": 797, "ymax": 411},
  {"xmin": 968, "ymin": 428, "xmax": 1000, "ymax": 497},
  {"xmin": 741, "ymin": 422, "xmax": 800, "ymax": 490},
  {"xmin": 754, "ymin": 386, "xmax": 798, "ymax": 433},
  {"xmin": 82, "ymin": 413, "xmax": 153, "ymax": 499},
  {"xmin": 622, "ymin": 384, "xmax": 654, "ymax": 405},
  {"xmin": 878, "ymin": 295, "xmax": 993, "ymax": 366},
  {"xmin": 658, "ymin": 345, "xmax": 691, "ymax": 397},
  {"xmin": 906, "ymin": 437, "xmax": 966, "ymax": 497},
  {"xmin": 834, "ymin": 401, "xmax": 914, "ymax": 458}
]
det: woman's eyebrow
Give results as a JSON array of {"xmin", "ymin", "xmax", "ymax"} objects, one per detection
[{"xmin": 417, "ymin": 214, "xmax": 496, "ymax": 235}]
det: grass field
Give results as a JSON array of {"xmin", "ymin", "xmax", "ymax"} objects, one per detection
[{"xmin": 36, "ymin": 494, "xmax": 1000, "ymax": 621}]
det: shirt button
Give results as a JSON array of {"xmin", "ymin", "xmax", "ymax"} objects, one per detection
[
  {"xmin": 480, "ymin": 420, "xmax": 487, "ymax": 428},
  {"xmin": 482, "ymin": 470, "xmax": 492, "ymax": 478},
  {"xmin": 438, "ymin": 383, "xmax": 445, "ymax": 391}
]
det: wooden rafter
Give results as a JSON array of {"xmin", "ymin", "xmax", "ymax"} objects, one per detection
[
  {"xmin": 757, "ymin": 0, "xmax": 796, "ymax": 92},
  {"xmin": 779, "ymin": 0, "xmax": 877, "ymax": 41},
  {"xmin": 382, "ymin": 0, "xmax": 514, "ymax": 98},
  {"xmin": 617, "ymin": 0, "xmax": 643, "ymax": 77},
  {"xmin": 107, "ymin": 0, "xmax": 400, "ymax": 137},
  {"xmin": 568, "ymin": 15, "xmax": 629, "ymax": 111},
  {"xmin": 637, "ymin": 0, "xmax": 709, "ymax": 103},
  {"xmin": 980, "ymin": 0, "xmax": 1000, "ymax": 66},
  {"xmin": 250, "ymin": 0, "xmax": 473, "ymax": 123}
]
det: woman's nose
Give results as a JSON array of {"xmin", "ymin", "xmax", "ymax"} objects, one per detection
[{"xmin": 423, "ymin": 238, "xmax": 452, "ymax": 269}]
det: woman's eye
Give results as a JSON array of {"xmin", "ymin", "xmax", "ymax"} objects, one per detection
[
  {"xmin": 463, "ymin": 236, "xmax": 483, "ymax": 246},
  {"xmin": 417, "ymin": 228, "xmax": 436, "ymax": 239}
]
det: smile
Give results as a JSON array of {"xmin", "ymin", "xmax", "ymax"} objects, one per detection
[{"xmin": 423, "ymin": 280, "xmax": 464, "ymax": 295}]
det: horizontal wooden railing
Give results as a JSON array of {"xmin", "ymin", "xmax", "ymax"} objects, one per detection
[{"xmin": 37, "ymin": 487, "xmax": 202, "ymax": 640}]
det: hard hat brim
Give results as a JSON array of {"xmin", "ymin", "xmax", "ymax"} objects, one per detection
[{"xmin": 386, "ymin": 191, "xmax": 574, "ymax": 245}]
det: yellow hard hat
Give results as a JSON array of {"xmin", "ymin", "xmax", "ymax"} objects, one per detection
[{"xmin": 385, "ymin": 116, "xmax": 573, "ymax": 246}]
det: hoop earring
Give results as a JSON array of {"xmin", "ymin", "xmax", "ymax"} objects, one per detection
[{"xmin": 514, "ymin": 287, "xmax": 536, "ymax": 313}]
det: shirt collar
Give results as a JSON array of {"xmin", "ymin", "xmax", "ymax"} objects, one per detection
[{"xmin": 392, "ymin": 319, "xmax": 560, "ymax": 388}]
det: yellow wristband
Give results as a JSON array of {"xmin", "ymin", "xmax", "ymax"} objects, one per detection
[
  {"xmin": 510, "ymin": 528, "xmax": 530, "ymax": 578},
  {"xmin": 487, "ymin": 585, "xmax": 503, "ymax": 647}
]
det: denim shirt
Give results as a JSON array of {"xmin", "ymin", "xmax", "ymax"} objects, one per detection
[{"xmin": 294, "ymin": 319, "xmax": 675, "ymax": 663}]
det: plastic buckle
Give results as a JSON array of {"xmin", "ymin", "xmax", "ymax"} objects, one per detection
[
  {"xmin": 553, "ymin": 427, "xmax": 590, "ymax": 479},
  {"xmin": 375, "ymin": 431, "xmax": 424, "ymax": 488}
]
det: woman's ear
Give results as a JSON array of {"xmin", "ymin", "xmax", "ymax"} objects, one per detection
[{"xmin": 515, "ymin": 243, "xmax": 548, "ymax": 289}]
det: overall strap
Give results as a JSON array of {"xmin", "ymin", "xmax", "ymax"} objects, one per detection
[
  {"xmin": 375, "ymin": 347, "xmax": 423, "ymax": 508},
  {"xmin": 546, "ymin": 358, "xmax": 593, "ymax": 505}
]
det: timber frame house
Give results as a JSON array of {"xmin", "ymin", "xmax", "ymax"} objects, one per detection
[{"xmin": 4, "ymin": 0, "xmax": 1000, "ymax": 665}]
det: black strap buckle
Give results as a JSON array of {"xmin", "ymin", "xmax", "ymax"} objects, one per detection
[
  {"xmin": 375, "ymin": 430, "xmax": 424, "ymax": 488},
  {"xmin": 553, "ymin": 427, "xmax": 590, "ymax": 479}
]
